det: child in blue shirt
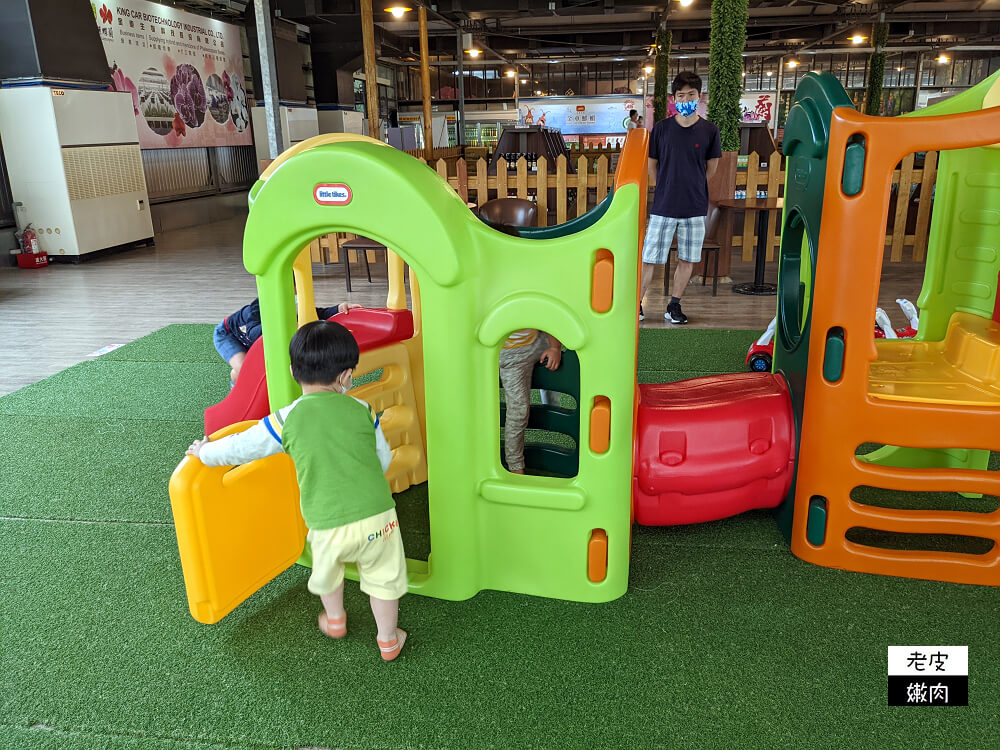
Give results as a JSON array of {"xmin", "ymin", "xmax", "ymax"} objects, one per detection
[{"xmin": 213, "ymin": 298, "xmax": 360, "ymax": 383}]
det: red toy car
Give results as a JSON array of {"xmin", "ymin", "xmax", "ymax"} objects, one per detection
[{"xmin": 745, "ymin": 300, "xmax": 920, "ymax": 372}]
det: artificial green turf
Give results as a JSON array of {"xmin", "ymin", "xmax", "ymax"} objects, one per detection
[
  {"xmin": 100, "ymin": 324, "xmax": 222, "ymax": 363},
  {"xmin": 0, "ymin": 360, "xmax": 229, "ymax": 422},
  {"xmin": 2, "ymin": 325, "xmax": 998, "ymax": 750},
  {"xmin": 4, "ymin": 518, "xmax": 998, "ymax": 750},
  {"xmin": 0, "ymin": 415, "xmax": 195, "ymax": 523}
]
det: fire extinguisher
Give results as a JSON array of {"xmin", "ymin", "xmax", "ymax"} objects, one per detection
[{"xmin": 19, "ymin": 224, "xmax": 39, "ymax": 254}]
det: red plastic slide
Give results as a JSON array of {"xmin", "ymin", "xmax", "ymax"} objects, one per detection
[
  {"xmin": 633, "ymin": 372, "xmax": 796, "ymax": 526},
  {"xmin": 204, "ymin": 307, "xmax": 414, "ymax": 435}
]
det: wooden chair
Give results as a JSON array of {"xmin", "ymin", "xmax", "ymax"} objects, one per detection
[{"xmin": 663, "ymin": 201, "xmax": 724, "ymax": 297}]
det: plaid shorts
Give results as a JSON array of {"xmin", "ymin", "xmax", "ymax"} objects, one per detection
[{"xmin": 642, "ymin": 214, "xmax": 707, "ymax": 264}]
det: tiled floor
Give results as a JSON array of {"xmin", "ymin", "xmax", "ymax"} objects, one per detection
[{"xmin": 0, "ymin": 212, "xmax": 927, "ymax": 395}]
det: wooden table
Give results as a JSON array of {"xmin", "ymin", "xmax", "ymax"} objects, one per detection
[{"xmin": 719, "ymin": 197, "xmax": 784, "ymax": 296}]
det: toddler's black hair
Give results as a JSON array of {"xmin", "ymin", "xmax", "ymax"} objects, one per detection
[{"xmin": 289, "ymin": 320, "xmax": 359, "ymax": 384}]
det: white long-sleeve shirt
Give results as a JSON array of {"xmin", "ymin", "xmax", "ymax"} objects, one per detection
[{"xmin": 199, "ymin": 396, "xmax": 393, "ymax": 473}]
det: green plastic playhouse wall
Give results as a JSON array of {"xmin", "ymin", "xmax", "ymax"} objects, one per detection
[
  {"xmin": 903, "ymin": 71, "xmax": 1000, "ymax": 341},
  {"xmin": 771, "ymin": 72, "xmax": 855, "ymax": 541},
  {"xmin": 242, "ymin": 141, "xmax": 640, "ymax": 603}
]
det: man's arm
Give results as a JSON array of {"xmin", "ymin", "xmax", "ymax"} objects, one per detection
[
  {"xmin": 648, "ymin": 157, "xmax": 658, "ymax": 187},
  {"xmin": 706, "ymin": 157, "xmax": 720, "ymax": 181}
]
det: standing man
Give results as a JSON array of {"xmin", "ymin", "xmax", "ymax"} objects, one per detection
[
  {"xmin": 639, "ymin": 72, "xmax": 721, "ymax": 324},
  {"xmin": 626, "ymin": 109, "xmax": 639, "ymax": 130}
]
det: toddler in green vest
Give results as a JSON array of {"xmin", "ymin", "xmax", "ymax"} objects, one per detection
[{"xmin": 187, "ymin": 320, "xmax": 408, "ymax": 661}]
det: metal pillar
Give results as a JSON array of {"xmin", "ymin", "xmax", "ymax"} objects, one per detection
[
  {"xmin": 456, "ymin": 29, "xmax": 466, "ymax": 147},
  {"xmin": 361, "ymin": 0, "xmax": 381, "ymax": 140},
  {"xmin": 773, "ymin": 56, "xmax": 784, "ymax": 140},
  {"xmin": 253, "ymin": 0, "xmax": 283, "ymax": 160},
  {"xmin": 419, "ymin": 6, "xmax": 434, "ymax": 158}
]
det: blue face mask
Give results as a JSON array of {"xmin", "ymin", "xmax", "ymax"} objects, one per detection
[{"xmin": 675, "ymin": 99, "xmax": 698, "ymax": 117}]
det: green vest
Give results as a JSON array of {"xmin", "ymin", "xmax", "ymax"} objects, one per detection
[{"xmin": 281, "ymin": 392, "xmax": 394, "ymax": 529}]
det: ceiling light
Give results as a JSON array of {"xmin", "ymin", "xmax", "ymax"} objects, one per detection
[
  {"xmin": 535, "ymin": 90, "xmax": 543, "ymax": 95},
  {"xmin": 787, "ymin": 59, "xmax": 799, "ymax": 68},
  {"xmin": 850, "ymin": 34, "xmax": 867, "ymax": 45},
  {"xmin": 741, "ymin": 72, "xmax": 746, "ymax": 77},
  {"xmin": 520, "ymin": 78, "xmax": 528, "ymax": 84},
  {"xmin": 506, "ymin": 70, "xmax": 516, "ymax": 78},
  {"xmin": 384, "ymin": 6, "xmax": 411, "ymax": 18},
  {"xmin": 466, "ymin": 48, "xmax": 481, "ymax": 58},
  {"xmin": 937, "ymin": 54, "xmax": 950, "ymax": 64},
  {"xmin": 678, "ymin": 0, "xmax": 694, "ymax": 6},
  {"xmin": 643, "ymin": 65, "xmax": 654, "ymax": 74},
  {"xmin": 895, "ymin": 66, "xmax": 904, "ymax": 71},
  {"xmin": 765, "ymin": 71, "xmax": 773, "ymax": 77}
]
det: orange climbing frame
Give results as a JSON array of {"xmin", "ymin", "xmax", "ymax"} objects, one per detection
[{"xmin": 791, "ymin": 105, "xmax": 1000, "ymax": 586}]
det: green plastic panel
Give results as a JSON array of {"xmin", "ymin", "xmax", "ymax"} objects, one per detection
[
  {"xmin": 806, "ymin": 496, "xmax": 827, "ymax": 547},
  {"xmin": 773, "ymin": 72, "xmax": 856, "ymax": 542},
  {"xmin": 517, "ymin": 192, "xmax": 614, "ymax": 239},
  {"xmin": 244, "ymin": 139, "xmax": 641, "ymax": 603}
]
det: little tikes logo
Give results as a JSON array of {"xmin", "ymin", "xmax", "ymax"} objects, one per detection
[{"xmin": 314, "ymin": 183, "xmax": 352, "ymax": 205}]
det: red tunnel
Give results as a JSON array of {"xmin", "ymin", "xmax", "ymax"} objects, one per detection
[{"xmin": 633, "ymin": 373, "xmax": 796, "ymax": 526}]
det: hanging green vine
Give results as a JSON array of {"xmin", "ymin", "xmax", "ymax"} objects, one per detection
[
  {"xmin": 707, "ymin": 0, "xmax": 749, "ymax": 151},
  {"xmin": 653, "ymin": 26, "xmax": 672, "ymax": 123},
  {"xmin": 864, "ymin": 22, "xmax": 890, "ymax": 116}
]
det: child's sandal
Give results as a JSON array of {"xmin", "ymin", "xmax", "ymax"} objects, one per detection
[
  {"xmin": 318, "ymin": 611, "xmax": 347, "ymax": 639},
  {"xmin": 377, "ymin": 628, "xmax": 407, "ymax": 661}
]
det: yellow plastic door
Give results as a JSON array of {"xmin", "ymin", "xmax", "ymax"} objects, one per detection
[{"xmin": 168, "ymin": 421, "xmax": 306, "ymax": 624}]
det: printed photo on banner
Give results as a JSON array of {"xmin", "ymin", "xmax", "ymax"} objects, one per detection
[{"xmin": 92, "ymin": 0, "xmax": 252, "ymax": 149}]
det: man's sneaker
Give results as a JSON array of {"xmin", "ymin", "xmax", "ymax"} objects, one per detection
[
  {"xmin": 639, "ymin": 304, "xmax": 645, "ymax": 321},
  {"xmin": 665, "ymin": 302, "xmax": 688, "ymax": 325}
]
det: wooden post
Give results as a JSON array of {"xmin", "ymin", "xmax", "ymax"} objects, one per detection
[
  {"xmin": 890, "ymin": 153, "xmax": 915, "ymax": 262},
  {"xmin": 474, "ymin": 158, "xmax": 488, "ymax": 205},
  {"xmin": 537, "ymin": 156, "xmax": 549, "ymax": 227},
  {"xmin": 418, "ymin": 6, "xmax": 434, "ymax": 159},
  {"xmin": 913, "ymin": 151, "xmax": 937, "ymax": 262},
  {"xmin": 360, "ymin": 0, "xmax": 380, "ymax": 140}
]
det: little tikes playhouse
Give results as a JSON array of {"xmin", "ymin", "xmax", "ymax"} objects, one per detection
[{"xmin": 170, "ymin": 71, "xmax": 1000, "ymax": 625}]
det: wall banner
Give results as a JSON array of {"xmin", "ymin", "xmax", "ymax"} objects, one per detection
[
  {"xmin": 92, "ymin": 0, "xmax": 251, "ymax": 148},
  {"xmin": 518, "ymin": 96, "xmax": 643, "ymax": 135}
]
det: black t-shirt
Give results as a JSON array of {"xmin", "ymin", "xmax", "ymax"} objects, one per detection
[{"xmin": 649, "ymin": 116, "xmax": 722, "ymax": 219}]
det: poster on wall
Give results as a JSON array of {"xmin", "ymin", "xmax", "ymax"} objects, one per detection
[
  {"xmin": 740, "ymin": 93, "xmax": 776, "ymax": 127},
  {"xmin": 518, "ymin": 96, "xmax": 642, "ymax": 135},
  {"xmin": 92, "ymin": 0, "xmax": 251, "ymax": 148}
]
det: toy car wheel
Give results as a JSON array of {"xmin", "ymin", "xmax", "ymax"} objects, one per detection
[{"xmin": 748, "ymin": 353, "xmax": 772, "ymax": 372}]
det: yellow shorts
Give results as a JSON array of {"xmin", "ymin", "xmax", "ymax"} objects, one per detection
[{"xmin": 306, "ymin": 508, "xmax": 408, "ymax": 600}]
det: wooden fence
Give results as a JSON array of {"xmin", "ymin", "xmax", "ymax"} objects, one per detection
[{"xmin": 413, "ymin": 150, "xmax": 939, "ymax": 263}]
